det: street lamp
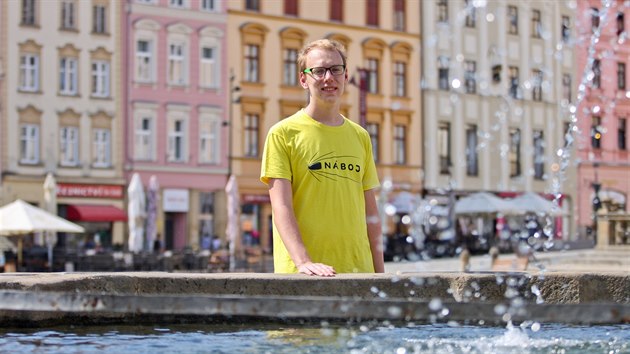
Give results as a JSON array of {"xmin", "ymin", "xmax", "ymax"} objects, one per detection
[{"xmin": 225, "ymin": 70, "xmax": 240, "ymax": 179}]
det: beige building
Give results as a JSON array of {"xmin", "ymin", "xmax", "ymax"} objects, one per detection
[
  {"xmin": 421, "ymin": 0, "xmax": 578, "ymax": 240},
  {"xmin": 226, "ymin": 0, "xmax": 422, "ymax": 250},
  {"xmin": 0, "ymin": 0, "xmax": 126, "ymax": 248}
]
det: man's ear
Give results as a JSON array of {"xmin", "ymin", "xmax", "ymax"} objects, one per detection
[{"xmin": 299, "ymin": 73, "xmax": 309, "ymax": 89}]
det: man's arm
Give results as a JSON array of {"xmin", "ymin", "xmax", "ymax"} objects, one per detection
[
  {"xmin": 268, "ymin": 178, "xmax": 336, "ymax": 276},
  {"xmin": 364, "ymin": 189, "xmax": 384, "ymax": 273}
]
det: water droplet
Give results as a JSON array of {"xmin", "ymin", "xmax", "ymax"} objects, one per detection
[
  {"xmin": 388, "ymin": 306, "xmax": 402, "ymax": 317},
  {"xmin": 531, "ymin": 322, "xmax": 541, "ymax": 331},
  {"xmin": 494, "ymin": 303, "xmax": 507, "ymax": 315},
  {"xmin": 429, "ymin": 298, "xmax": 443, "ymax": 311}
]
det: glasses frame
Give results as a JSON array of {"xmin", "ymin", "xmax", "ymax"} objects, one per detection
[{"xmin": 303, "ymin": 65, "xmax": 346, "ymax": 79}]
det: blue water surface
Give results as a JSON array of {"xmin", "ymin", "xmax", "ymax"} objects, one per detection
[{"xmin": 0, "ymin": 322, "xmax": 628, "ymax": 353}]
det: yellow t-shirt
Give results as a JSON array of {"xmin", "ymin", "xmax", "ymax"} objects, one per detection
[{"xmin": 260, "ymin": 110, "xmax": 380, "ymax": 273}]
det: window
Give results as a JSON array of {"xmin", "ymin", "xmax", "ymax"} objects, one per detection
[
  {"xmin": 93, "ymin": 5, "xmax": 107, "ymax": 34},
  {"xmin": 92, "ymin": 128, "xmax": 111, "ymax": 167},
  {"xmin": 91, "ymin": 61, "xmax": 110, "ymax": 97},
  {"xmin": 464, "ymin": 60, "xmax": 476, "ymax": 94},
  {"xmin": 531, "ymin": 9, "xmax": 542, "ymax": 38},
  {"xmin": 562, "ymin": 74, "xmax": 572, "ymax": 103},
  {"xmin": 199, "ymin": 115, "xmax": 220, "ymax": 164},
  {"xmin": 366, "ymin": 0, "xmax": 379, "ymax": 26},
  {"xmin": 366, "ymin": 58, "xmax": 379, "ymax": 94},
  {"xmin": 509, "ymin": 128, "xmax": 521, "ymax": 177},
  {"xmin": 438, "ymin": 122, "xmax": 451, "ymax": 174},
  {"xmin": 592, "ymin": 116, "xmax": 604, "ymax": 148},
  {"xmin": 283, "ymin": 49, "xmax": 298, "ymax": 86},
  {"xmin": 245, "ymin": 0, "xmax": 260, "ymax": 11},
  {"xmin": 532, "ymin": 69, "xmax": 543, "ymax": 101},
  {"xmin": 59, "ymin": 57, "xmax": 78, "ymax": 95},
  {"xmin": 21, "ymin": 0, "xmax": 37, "ymax": 26},
  {"xmin": 509, "ymin": 66, "xmax": 519, "ymax": 99},
  {"xmin": 618, "ymin": 63, "xmax": 626, "ymax": 90},
  {"xmin": 20, "ymin": 124, "xmax": 39, "ymax": 164},
  {"xmin": 19, "ymin": 54, "xmax": 39, "ymax": 92},
  {"xmin": 617, "ymin": 12, "xmax": 625, "ymax": 36},
  {"xmin": 393, "ymin": 0, "xmax": 405, "ymax": 31},
  {"xmin": 60, "ymin": 1, "xmax": 75, "ymax": 30},
  {"xmin": 168, "ymin": 43, "xmax": 186, "ymax": 85},
  {"xmin": 199, "ymin": 193, "xmax": 215, "ymax": 246},
  {"xmin": 591, "ymin": 7, "xmax": 600, "ymax": 33},
  {"xmin": 170, "ymin": 0, "xmax": 185, "ymax": 7},
  {"xmin": 394, "ymin": 61, "xmax": 406, "ymax": 96},
  {"xmin": 394, "ymin": 125, "xmax": 406, "ymax": 164},
  {"xmin": 200, "ymin": 47, "xmax": 217, "ymax": 88},
  {"xmin": 168, "ymin": 119, "xmax": 186, "ymax": 162},
  {"xmin": 438, "ymin": 56, "xmax": 449, "ymax": 90},
  {"xmin": 592, "ymin": 59, "xmax": 601, "ymax": 89},
  {"xmin": 561, "ymin": 16, "xmax": 570, "ymax": 43},
  {"xmin": 533, "ymin": 130, "xmax": 544, "ymax": 180},
  {"xmin": 60, "ymin": 126, "xmax": 80, "ymax": 166},
  {"xmin": 244, "ymin": 114, "xmax": 259, "ymax": 157},
  {"xmin": 437, "ymin": 0, "xmax": 448, "ymax": 23},
  {"xmin": 284, "ymin": 0, "xmax": 298, "ymax": 16},
  {"xmin": 135, "ymin": 117, "xmax": 153, "ymax": 160},
  {"xmin": 466, "ymin": 125, "xmax": 478, "ymax": 176},
  {"xmin": 245, "ymin": 44, "xmax": 259, "ymax": 82},
  {"xmin": 563, "ymin": 122, "xmax": 571, "ymax": 147},
  {"xmin": 330, "ymin": 0, "xmax": 343, "ymax": 22},
  {"xmin": 619, "ymin": 118, "xmax": 627, "ymax": 151},
  {"xmin": 508, "ymin": 5, "xmax": 518, "ymax": 34},
  {"xmin": 136, "ymin": 40, "xmax": 153, "ymax": 82},
  {"xmin": 201, "ymin": 0, "xmax": 217, "ymax": 11},
  {"xmin": 366, "ymin": 123, "xmax": 379, "ymax": 162},
  {"xmin": 464, "ymin": 0, "xmax": 475, "ymax": 28},
  {"xmin": 492, "ymin": 65, "xmax": 501, "ymax": 83}
]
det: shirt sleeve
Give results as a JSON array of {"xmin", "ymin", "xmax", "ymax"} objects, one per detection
[{"xmin": 260, "ymin": 128, "xmax": 293, "ymax": 185}]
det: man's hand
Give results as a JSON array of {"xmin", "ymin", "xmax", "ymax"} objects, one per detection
[{"xmin": 296, "ymin": 262, "xmax": 336, "ymax": 277}]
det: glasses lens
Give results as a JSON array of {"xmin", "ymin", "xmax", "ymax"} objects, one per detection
[
  {"xmin": 331, "ymin": 65, "xmax": 345, "ymax": 75},
  {"xmin": 311, "ymin": 68, "xmax": 326, "ymax": 77}
]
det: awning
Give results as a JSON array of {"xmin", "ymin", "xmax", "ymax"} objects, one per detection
[{"xmin": 66, "ymin": 204, "xmax": 127, "ymax": 222}]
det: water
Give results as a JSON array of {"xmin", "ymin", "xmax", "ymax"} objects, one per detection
[{"xmin": 1, "ymin": 323, "xmax": 628, "ymax": 353}]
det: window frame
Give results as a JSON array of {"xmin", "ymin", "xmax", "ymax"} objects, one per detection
[
  {"xmin": 136, "ymin": 39, "xmax": 154, "ymax": 83},
  {"xmin": 19, "ymin": 53, "xmax": 39, "ymax": 92},
  {"xmin": 509, "ymin": 128, "xmax": 521, "ymax": 177},
  {"xmin": 199, "ymin": 114, "xmax": 220, "ymax": 164},
  {"xmin": 21, "ymin": 0, "xmax": 37, "ymax": 26},
  {"xmin": 59, "ymin": 126, "xmax": 80, "ymax": 167},
  {"xmin": 532, "ymin": 69, "xmax": 543, "ymax": 101},
  {"xmin": 366, "ymin": 122, "xmax": 379, "ymax": 163},
  {"xmin": 168, "ymin": 42, "xmax": 187, "ymax": 86},
  {"xmin": 437, "ymin": 0, "xmax": 448, "ymax": 23},
  {"xmin": 618, "ymin": 62, "xmax": 626, "ymax": 90},
  {"xmin": 531, "ymin": 9, "xmax": 542, "ymax": 38},
  {"xmin": 438, "ymin": 56, "xmax": 449, "ymax": 91},
  {"xmin": 59, "ymin": 56, "xmax": 79, "ymax": 96},
  {"xmin": 135, "ymin": 116, "xmax": 154, "ymax": 161},
  {"xmin": 618, "ymin": 118, "xmax": 627, "ymax": 151},
  {"xmin": 393, "ymin": 124, "xmax": 406, "ymax": 165},
  {"xmin": 393, "ymin": 61, "xmax": 406, "ymax": 97},
  {"xmin": 283, "ymin": 48, "xmax": 298, "ymax": 86},
  {"xmin": 464, "ymin": 60, "xmax": 476, "ymax": 94},
  {"xmin": 245, "ymin": 44, "xmax": 260, "ymax": 83},
  {"xmin": 92, "ymin": 4, "xmax": 107, "ymax": 34},
  {"xmin": 60, "ymin": 1, "xmax": 76, "ymax": 30},
  {"xmin": 244, "ymin": 113, "xmax": 260, "ymax": 157},
  {"xmin": 330, "ymin": 0, "xmax": 343, "ymax": 22},
  {"xmin": 466, "ymin": 124, "xmax": 478, "ymax": 176},
  {"xmin": 92, "ymin": 128, "xmax": 111, "ymax": 168},
  {"xmin": 91, "ymin": 60, "xmax": 110, "ymax": 98},
  {"xmin": 438, "ymin": 122, "xmax": 451, "ymax": 175},
  {"xmin": 366, "ymin": 58, "xmax": 379, "ymax": 94},
  {"xmin": 508, "ymin": 5, "xmax": 518, "ymax": 35},
  {"xmin": 533, "ymin": 130, "xmax": 545, "ymax": 180},
  {"xmin": 20, "ymin": 123, "xmax": 40, "ymax": 165},
  {"xmin": 167, "ymin": 118, "xmax": 187, "ymax": 162}
]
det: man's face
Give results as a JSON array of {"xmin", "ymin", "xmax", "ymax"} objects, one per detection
[{"xmin": 300, "ymin": 48, "xmax": 348, "ymax": 103}]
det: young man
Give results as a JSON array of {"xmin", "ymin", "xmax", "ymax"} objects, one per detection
[{"xmin": 260, "ymin": 39, "xmax": 384, "ymax": 276}]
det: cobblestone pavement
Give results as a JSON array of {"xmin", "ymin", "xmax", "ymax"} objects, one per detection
[{"xmin": 384, "ymin": 245, "xmax": 630, "ymax": 273}]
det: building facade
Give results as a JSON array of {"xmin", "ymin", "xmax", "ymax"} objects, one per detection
[
  {"xmin": 226, "ymin": 0, "xmax": 422, "ymax": 252},
  {"xmin": 123, "ymin": 0, "xmax": 228, "ymax": 251},
  {"xmin": 421, "ymin": 0, "xmax": 578, "ymax": 240},
  {"xmin": 575, "ymin": 0, "xmax": 629, "ymax": 235},
  {"xmin": 1, "ymin": 0, "xmax": 127, "ymax": 249}
]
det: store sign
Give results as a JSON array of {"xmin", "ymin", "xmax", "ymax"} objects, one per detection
[
  {"xmin": 57, "ymin": 183, "xmax": 124, "ymax": 199},
  {"xmin": 163, "ymin": 189, "xmax": 189, "ymax": 212},
  {"xmin": 243, "ymin": 194, "xmax": 270, "ymax": 204}
]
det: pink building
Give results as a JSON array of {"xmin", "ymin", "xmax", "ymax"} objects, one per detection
[
  {"xmin": 123, "ymin": 0, "xmax": 228, "ymax": 251},
  {"xmin": 575, "ymin": 0, "xmax": 629, "ymax": 236}
]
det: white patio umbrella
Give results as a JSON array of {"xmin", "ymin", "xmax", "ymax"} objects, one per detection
[
  {"xmin": 145, "ymin": 175, "xmax": 159, "ymax": 252},
  {"xmin": 454, "ymin": 192, "xmax": 518, "ymax": 215},
  {"xmin": 127, "ymin": 173, "xmax": 146, "ymax": 253},
  {"xmin": 0, "ymin": 199, "xmax": 85, "ymax": 266},
  {"xmin": 510, "ymin": 192, "xmax": 564, "ymax": 216},
  {"xmin": 43, "ymin": 173, "xmax": 58, "ymax": 268},
  {"xmin": 225, "ymin": 174, "xmax": 241, "ymax": 271}
]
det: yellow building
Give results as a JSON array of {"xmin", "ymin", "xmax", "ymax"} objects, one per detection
[{"xmin": 226, "ymin": 0, "xmax": 422, "ymax": 252}]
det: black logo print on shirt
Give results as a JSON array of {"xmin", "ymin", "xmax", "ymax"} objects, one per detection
[{"xmin": 307, "ymin": 151, "xmax": 361, "ymax": 183}]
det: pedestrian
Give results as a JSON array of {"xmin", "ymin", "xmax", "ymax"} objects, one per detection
[{"xmin": 260, "ymin": 38, "xmax": 383, "ymax": 276}]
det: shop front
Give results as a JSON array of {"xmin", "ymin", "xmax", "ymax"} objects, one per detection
[{"xmin": 56, "ymin": 183, "xmax": 127, "ymax": 252}]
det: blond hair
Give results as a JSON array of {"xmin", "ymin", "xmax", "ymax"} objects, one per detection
[{"xmin": 297, "ymin": 39, "xmax": 347, "ymax": 72}]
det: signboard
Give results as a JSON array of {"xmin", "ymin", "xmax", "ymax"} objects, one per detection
[
  {"xmin": 57, "ymin": 183, "xmax": 124, "ymax": 199},
  {"xmin": 243, "ymin": 194, "xmax": 270, "ymax": 204},
  {"xmin": 163, "ymin": 189, "xmax": 189, "ymax": 212}
]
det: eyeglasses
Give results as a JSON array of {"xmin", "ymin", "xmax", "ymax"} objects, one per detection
[{"xmin": 303, "ymin": 65, "xmax": 346, "ymax": 79}]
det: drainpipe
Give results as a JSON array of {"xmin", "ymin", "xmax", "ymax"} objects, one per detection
[{"xmin": 419, "ymin": 2, "xmax": 426, "ymax": 198}]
